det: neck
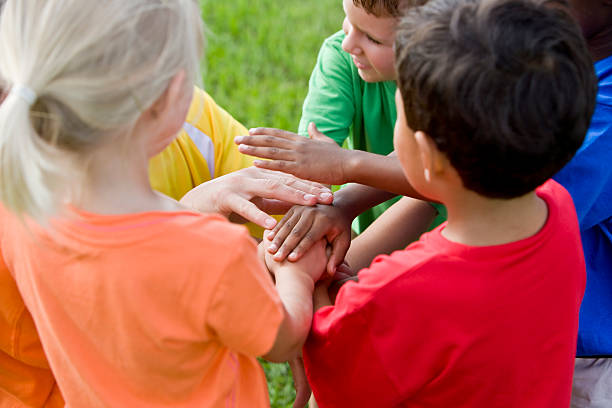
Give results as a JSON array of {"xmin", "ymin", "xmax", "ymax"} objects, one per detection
[
  {"xmin": 74, "ymin": 135, "xmax": 179, "ymax": 215},
  {"xmin": 441, "ymin": 189, "xmax": 548, "ymax": 247}
]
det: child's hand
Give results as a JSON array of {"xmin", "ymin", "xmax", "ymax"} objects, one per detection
[
  {"xmin": 263, "ymin": 234, "xmax": 328, "ymax": 283},
  {"xmin": 235, "ymin": 123, "xmax": 351, "ymax": 186},
  {"xmin": 179, "ymin": 166, "xmax": 333, "ymax": 229},
  {"xmin": 266, "ymin": 204, "xmax": 352, "ymax": 276}
]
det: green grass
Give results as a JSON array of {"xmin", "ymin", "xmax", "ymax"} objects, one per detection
[
  {"xmin": 198, "ymin": 1, "xmax": 344, "ymax": 407},
  {"xmin": 199, "ymin": 0, "xmax": 344, "ymax": 132}
]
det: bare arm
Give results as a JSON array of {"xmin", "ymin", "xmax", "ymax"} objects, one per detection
[
  {"xmin": 345, "ymin": 196, "xmax": 437, "ymax": 272},
  {"xmin": 235, "ymin": 124, "xmax": 428, "ymax": 198},
  {"xmin": 261, "ymin": 237, "xmax": 327, "ymax": 362}
]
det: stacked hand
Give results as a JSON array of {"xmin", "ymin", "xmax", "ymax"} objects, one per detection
[
  {"xmin": 179, "ymin": 166, "xmax": 333, "ymax": 229},
  {"xmin": 235, "ymin": 123, "xmax": 351, "ymax": 186}
]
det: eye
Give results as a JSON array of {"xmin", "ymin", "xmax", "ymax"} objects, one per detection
[{"xmin": 366, "ymin": 34, "xmax": 383, "ymax": 45}]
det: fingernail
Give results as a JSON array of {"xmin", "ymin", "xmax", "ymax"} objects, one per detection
[
  {"xmin": 234, "ymin": 136, "xmax": 244, "ymax": 143},
  {"xmin": 268, "ymin": 244, "xmax": 277, "ymax": 253},
  {"xmin": 320, "ymin": 192, "xmax": 332, "ymax": 200},
  {"xmin": 265, "ymin": 218, "xmax": 276, "ymax": 229},
  {"xmin": 289, "ymin": 252, "xmax": 298, "ymax": 260},
  {"xmin": 304, "ymin": 193, "xmax": 316, "ymax": 201}
]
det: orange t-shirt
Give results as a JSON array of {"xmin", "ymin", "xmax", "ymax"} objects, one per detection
[{"xmin": 0, "ymin": 208, "xmax": 283, "ymax": 408}]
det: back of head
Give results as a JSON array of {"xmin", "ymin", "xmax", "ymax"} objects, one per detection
[
  {"xmin": 395, "ymin": 0, "xmax": 597, "ymax": 198},
  {"xmin": 0, "ymin": 0, "xmax": 203, "ymax": 221}
]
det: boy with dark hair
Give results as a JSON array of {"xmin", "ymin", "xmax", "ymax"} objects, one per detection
[{"xmin": 270, "ymin": 0, "xmax": 596, "ymax": 405}]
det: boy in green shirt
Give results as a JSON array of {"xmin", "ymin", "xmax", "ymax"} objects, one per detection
[{"xmin": 236, "ymin": 0, "xmax": 443, "ymax": 272}]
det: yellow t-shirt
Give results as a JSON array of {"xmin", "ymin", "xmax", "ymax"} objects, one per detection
[{"xmin": 149, "ymin": 87, "xmax": 271, "ymax": 238}]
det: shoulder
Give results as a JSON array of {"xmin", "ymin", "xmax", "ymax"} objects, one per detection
[
  {"xmin": 336, "ymin": 237, "xmax": 445, "ymax": 309},
  {"xmin": 317, "ymin": 30, "xmax": 352, "ymax": 67}
]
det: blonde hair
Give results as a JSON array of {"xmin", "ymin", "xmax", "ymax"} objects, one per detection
[{"xmin": 0, "ymin": 0, "xmax": 204, "ymax": 221}]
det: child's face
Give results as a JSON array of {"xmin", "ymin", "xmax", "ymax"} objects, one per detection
[{"xmin": 341, "ymin": 0, "xmax": 398, "ymax": 82}]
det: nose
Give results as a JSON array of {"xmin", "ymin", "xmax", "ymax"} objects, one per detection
[{"xmin": 341, "ymin": 18, "xmax": 362, "ymax": 55}]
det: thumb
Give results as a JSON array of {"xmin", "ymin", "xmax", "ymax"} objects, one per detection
[{"xmin": 308, "ymin": 122, "xmax": 334, "ymax": 143}]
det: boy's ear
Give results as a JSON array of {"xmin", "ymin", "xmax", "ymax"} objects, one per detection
[
  {"xmin": 414, "ymin": 130, "xmax": 444, "ymax": 181},
  {"xmin": 148, "ymin": 70, "xmax": 187, "ymax": 119}
]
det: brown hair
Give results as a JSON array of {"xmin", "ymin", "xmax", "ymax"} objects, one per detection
[{"xmin": 352, "ymin": 0, "xmax": 427, "ymax": 17}]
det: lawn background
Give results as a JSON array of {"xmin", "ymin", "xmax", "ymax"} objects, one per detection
[{"xmin": 198, "ymin": 1, "xmax": 344, "ymax": 407}]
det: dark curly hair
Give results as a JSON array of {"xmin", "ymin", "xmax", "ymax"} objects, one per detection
[{"xmin": 395, "ymin": 0, "xmax": 597, "ymax": 198}]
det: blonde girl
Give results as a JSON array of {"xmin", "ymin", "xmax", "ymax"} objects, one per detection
[{"xmin": 0, "ymin": 1, "xmax": 326, "ymax": 406}]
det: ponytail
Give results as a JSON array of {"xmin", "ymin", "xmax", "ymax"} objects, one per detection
[
  {"xmin": 0, "ymin": 0, "xmax": 204, "ymax": 222},
  {"xmin": 0, "ymin": 84, "xmax": 68, "ymax": 221}
]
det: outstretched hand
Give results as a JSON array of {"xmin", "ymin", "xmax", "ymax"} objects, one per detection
[
  {"xmin": 179, "ymin": 167, "xmax": 333, "ymax": 229},
  {"xmin": 235, "ymin": 122, "xmax": 351, "ymax": 185},
  {"xmin": 266, "ymin": 204, "xmax": 353, "ymax": 275}
]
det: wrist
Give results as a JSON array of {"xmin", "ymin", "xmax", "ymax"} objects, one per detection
[
  {"xmin": 274, "ymin": 265, "xmax": 316, "ymax": 290},
  {"xmin": 342, "ymin": 149, "xmax": 368, "ymax": 185}
]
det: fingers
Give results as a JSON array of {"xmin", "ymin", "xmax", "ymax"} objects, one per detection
[
  {"xmin": 228, "ymin": 196, "xmax": 278, "ymax": 229},
  {"xmin": 273, "ymin": 212, "xmax": 315, "ymax": 261},
  {"xmin": 247, "ymin": 166, "xmax": 332, "ymax": 195},
  {"xmin": 237, "ymin": 144, "xmax": 295, "ymax": 162},
  {"xmin": 326, "ymin": 232, "xmax": 351, "ymax": 275},
  {"xmin": 243, "ymin": 176, "xmax": 320, "ymax": 206},
  {"xmin": 252, "ymin": 158, "xmax": 298, "ymax": 175},
  {"xmin": 248, "ymin": 127, "xmax": 302, "ymax": 141},
  {"xmin": 286, "ymin": 217, "xmax": 334, "ymax": 262}
]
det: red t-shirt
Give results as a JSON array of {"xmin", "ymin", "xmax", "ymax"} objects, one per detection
[{"xmin": 304, "ymin": 180, "xmax": 585, "ymax": 407}]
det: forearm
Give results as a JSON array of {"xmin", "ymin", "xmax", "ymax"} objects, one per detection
[
  {"xmin": 263, "ymin": 270, "xmax": 315, "ymax": 362},
  {"xmin": 332, "ymin": 183, "xmax": 396, "ymax": 222},
  {"xmin": 345, "ymin": 196, "xmax": 437, "ymax": 271},
  {"xmin": 343, "ymin": 151, "xmax": 427, "ymax": 198},
  {"xmin": 313, "ymin": 281, "xmax": 333, "ymax": 311}
]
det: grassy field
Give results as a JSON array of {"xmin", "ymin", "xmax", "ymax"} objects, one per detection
[
  {"xmin": 199, "ymin": 0, "xmax": 344, "ymax": 131},
  {"xmin": 198, "ymin": 1, "xmax": 344, "ymax": 407}
]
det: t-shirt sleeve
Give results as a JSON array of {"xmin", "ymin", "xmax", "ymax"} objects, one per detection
[
  {"xmin": 198, "ymin": 90, "xmax": 256, "ymax": 178},
  {"xmin": 298, "ymin": 32, "xmax": 355, "ymax": 146},
  {"xmin": 553, "ymin": 104, "xmax": 612, "ymax": 230},
  {"xmin": 206, "ymin": 231, "xmax": 283, "ymax": 357}
]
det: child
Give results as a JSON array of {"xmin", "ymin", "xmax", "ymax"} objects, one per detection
[
  {"xmin": 0, "ymin": 1, "xmax": 326, "ymax": 407},
  {"xmin": 552, "ymin": 1, "xmax": 612, "ymax": 406},
  {"xmin": 290, "ymin": 0, "xmax": 596, "ymax": 405},
  {"xmin": 0, "ymin": 88, "xmax": 330, "ymax": 408},
  {"xmin": 239, "ymin": 0, "xmax": 442, "ymax": 239},
  {"xmin": 235, "ymin": 0, "xmax": 443, "ymax": 270}
]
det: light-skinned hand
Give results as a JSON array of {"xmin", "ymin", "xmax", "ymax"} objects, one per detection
[
  {"xmin": 179, "ymin": 167, "xmax": 333, "ymax": 229},
  {"xmin": 262, "ymin": 232, "xmax": 328, "ymax": 283}
]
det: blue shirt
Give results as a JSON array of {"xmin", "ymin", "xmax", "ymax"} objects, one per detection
[{"xmin": 553, "ymin": 55, "xmax": 612, "ymax": 357}]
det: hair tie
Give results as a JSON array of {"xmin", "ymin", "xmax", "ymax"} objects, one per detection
[{"xmin": 11, "ymin": 84, "xmax": 37, "ymax": 106}]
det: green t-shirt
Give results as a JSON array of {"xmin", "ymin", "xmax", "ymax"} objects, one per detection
[{"xmin": 299, "ymin": 31, "xmax": 445, "ymax": 234}]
